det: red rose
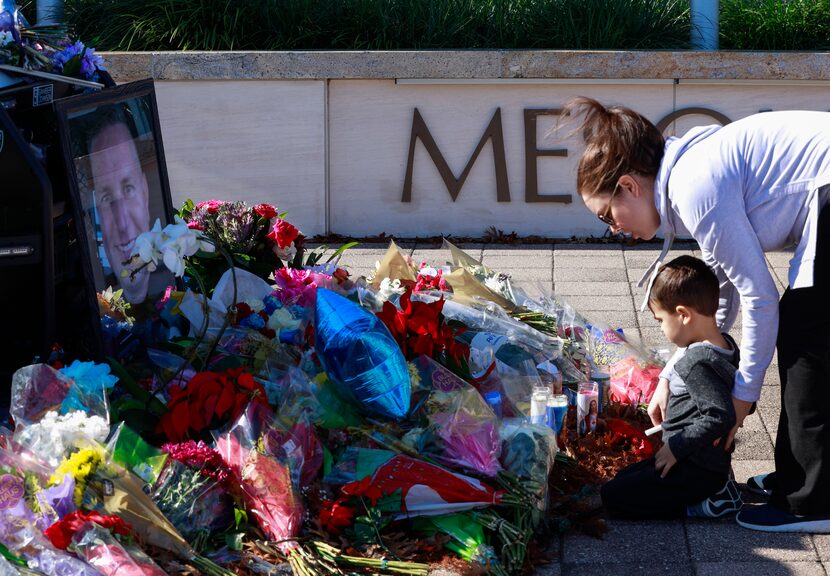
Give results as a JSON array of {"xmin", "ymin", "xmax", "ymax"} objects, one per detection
[
  {"xmin": 195, "ymin": 199, "xmax": 225, "ymax": 214},
  {"xmin": 254, "ymin": 203, "xmax": 278, "ymax": 219},
  {"xmin": 44, "ymin": 511, "xmax": 132, "ymax": 550},
  {"xmin": 266, "ymin": 219, "xmax": 300, "ymax": 249}
]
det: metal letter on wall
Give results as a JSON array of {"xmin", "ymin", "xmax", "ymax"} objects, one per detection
[
  {"xmin": 655, "ymin": 107, "xmax": 731, "ymax": 133},
  {"xmin": 524, "ymin": 109, "xmax": 571, "ymax": 204},
  {"xmin": 402, "ymin": 108, "xmax": 510, "ymax": 203}
]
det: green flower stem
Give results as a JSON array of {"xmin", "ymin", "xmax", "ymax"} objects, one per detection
[
  {"xmin": 151, "ymin": 244, "xmax": 237, "ymax": 401},
  {"xmin": 312, "ymin": 541, "xmax": 429, "ymax": 575}
]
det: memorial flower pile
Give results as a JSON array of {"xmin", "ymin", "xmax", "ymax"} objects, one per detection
[{"xmin": 1, "ymin": 200, "xmax": 666, "ymax": 575}]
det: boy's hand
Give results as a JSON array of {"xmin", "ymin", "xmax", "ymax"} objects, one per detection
[
  {"xmin": 654, "ymin": 443, "xmax": 677, "ymax": 478},
  {"xmin": 648, "ymin": 378, "xmax": 670, "ymax": 426}
]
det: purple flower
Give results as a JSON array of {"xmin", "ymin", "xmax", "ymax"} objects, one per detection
[
  {"xmin": 52, "ymin": 41, "xmax": 105, "ymax": 81},
  {"xmin": 0, "ymin": 10, "xmax": 21, "ymax": 43}
]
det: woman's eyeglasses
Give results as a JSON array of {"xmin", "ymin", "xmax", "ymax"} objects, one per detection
[{"xmin": 597, "ymin": 183, "xmax": 621, "ymax": 226}]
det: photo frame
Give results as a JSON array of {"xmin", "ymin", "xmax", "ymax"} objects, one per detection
[{"xmin": 54, "ymin": 79, "xmax": 176, "ymax": 357}]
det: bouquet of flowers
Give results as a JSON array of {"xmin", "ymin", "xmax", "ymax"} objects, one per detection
[
  {"xmin": 409, "ymin": 356, "xmax": 502, "ymax": 477},
  {"xmin": 0, "ymin": 3, "xmax": 105, "ymax": 83},
  {"xmin": 178, "ymin": 199, "xmax": 303, "ymax": 290},
  {"xmin": 50, "ymin": 446, "xmax": 233, "ymax": 575},
  {"xmin": 71, "ymin": 522, "xmax": 168, "ymax": 576},
  {"xmin": 214, "ymin": 403, "xmax": 304, "ymax": 554},
  {"xmin": 157, "ymin": 366, "xmax": 269, "ymax": 443}
]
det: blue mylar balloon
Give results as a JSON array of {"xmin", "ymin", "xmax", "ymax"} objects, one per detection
[{"xmin": 314, "ymin": 288, "xmax": 410, "ymax": 420}]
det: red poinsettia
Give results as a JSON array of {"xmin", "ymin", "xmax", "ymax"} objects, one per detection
[
  {"xmin": 44, "ymin": 511, "xmax": 132, "ymax": 550},
  {"xmin": 254, "ymin": 203, "xmax": 279, "ymax": 219},
  {"xmin": 267, "ymin": 218, "xmax": 300, "ymax": 249},
  {"xmin": 375, "ymin": 290, "xmax": 468, "ymax": 363},
  {"xmin": 157, "ymin": 367, "xmax": 269, "ymax": 443}
]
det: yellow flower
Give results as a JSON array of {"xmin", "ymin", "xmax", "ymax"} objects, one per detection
[{"xmin": 50, "ymin": 448, "xmax": 104, "ymax": 506}]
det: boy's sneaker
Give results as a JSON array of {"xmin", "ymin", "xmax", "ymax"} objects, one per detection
[
  {"xmin": 746, "ymin": 472, "xmax": 775, "ymax": 497},
  {"xmin": 687, "ymin": 479, "xmax": 743, "ymax": 518},
  {"xmin": 737, "ymin": 504, "xmax": 830, "ymax": 533}
]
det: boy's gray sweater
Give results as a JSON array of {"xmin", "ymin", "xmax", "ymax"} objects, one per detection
[{"xmin": 661, "ymin": 334, "xmax": 740, "ymax": 474}]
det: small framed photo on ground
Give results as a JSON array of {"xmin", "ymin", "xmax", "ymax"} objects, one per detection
[{"xmin": 54, "ymin": 79, "xmax": 176, "ymax": 354}]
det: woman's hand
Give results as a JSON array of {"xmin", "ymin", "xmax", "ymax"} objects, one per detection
[
  {"xmin": 723, "ymin": 397, "xmax": 755, "ymax": 451},
  {"xmin": 648, "ymin": 377, "xmax": 670, "ymax": 426}
]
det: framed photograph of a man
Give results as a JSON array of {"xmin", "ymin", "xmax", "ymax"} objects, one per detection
[{"xmin": 54, "ymin": 79, "xmax": 176, "ymax": 353}]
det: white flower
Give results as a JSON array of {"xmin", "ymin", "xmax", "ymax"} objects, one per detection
[
  {"xmin": 0, "ymin": 31, "xmax": 13, "ymax": 46},
  {"xmin": 14, "ymin": 410, "xmax": 110, "ymax": 467},
  {"xmin": 266, "ymin": 306, "xmax": 302, "ymax": 332},
  {"xmin": 244, "ymin": 299, "xmax": 266, "ymax": 313},
  {"xmin": 273, "ymin": 241, "xmax": 297, "ymax": 262},
  {"xmin": 131, "ymin": 217, "xmax": 214, "ymax": 277},
  {"xmin": 134, "ymin": 219, "xmax": 163, "ymax": 271},
  {"xmin": 378, "ymin": 277, "xmax": 406, "ymax": 301}
]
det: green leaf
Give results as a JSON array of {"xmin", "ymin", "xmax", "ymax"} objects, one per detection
[
  {"xmin": 234, "ymin": 507, "xmax": 248, "ymax": 529},
  {"xmin": 325, "ymin": 241, "xmax": 359, "ymax": 264}
]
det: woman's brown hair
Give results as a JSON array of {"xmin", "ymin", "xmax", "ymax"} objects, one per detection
[{"xmin": 562, "ymin": 97, "xmax": 665, "ymax": 200}]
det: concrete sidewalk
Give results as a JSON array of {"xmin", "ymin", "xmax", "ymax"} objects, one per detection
[{"xmin": 335, "ymin": 241, "xmax": 828, "ymax": 576}]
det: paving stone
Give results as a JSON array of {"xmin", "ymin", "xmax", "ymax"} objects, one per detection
[
  {"xmin": 766, "ymin": 251, "xmax": 795, "ymax": 268},
  {"xmin": 812, "ymin": 535, "xmax": 830, "ymax": 561},
  {"xmin": 560, "ymin": 563, "xmax": 693, "ymax": 576},
  {"xmin": 533, "ymin": 563, "xmax": 562, "ymax": 576},
  {"xmin": 554, "ymin": 282, "xmax": 631, "ymax": 296},
  {"xmin": 563, "ymin": 520, "xmax": 687, "ymax": 564},
  {"xmin": 503, "ymin": 269, "xmax": 553, "ymax": 282},
  {"xmin": 733, "ymin": 424, "xmax": 775, "ymax": 461},
  {"xmin": 554, "ymin": 243, "xmax": 623, "ymax": 252},
  {"xmin": 694, "ymin": 561, "xmax": 825, "ymax": 576},
  {"xmin": 484, "ymin": 245, "xmax": 554, "ymax": 255},
  {"xmin": 638, "ymin": 327, "xmax": 673, "ymax": 351},
  {"xmin": 757, "ymin": 385, "xmax": 781, "ymax": 439},
  {"xmin": 560, "ymin": 296, "xmax": 635, "ymax": 312},
  {"xmin": 686, "ymin": 519, "xmax": 817, "ymax": 561},
  {"xmin": 555, "ymin": 255, "xmax": 626, "ymax": 269},
  {"xmin": 483, "ymin": 254, "xmax": 552, "ymax": 269},
  {"xmin": 636, "ymin": 311, "xmax": 660, "ymax": 328},
  {"xmin": 555, "ymin": 268, "xmax": 628, "ymax": 282}
]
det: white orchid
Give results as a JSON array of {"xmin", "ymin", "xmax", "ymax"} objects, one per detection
[
  {"xmin": 133, "ymin": 219, "xmax": 164, "ymax": 272},
  {"xmin": 131, "ymin": 217, "xmax": 215, "ymax": 277}
]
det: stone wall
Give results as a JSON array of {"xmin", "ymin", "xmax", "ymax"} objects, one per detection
[{"xmin": 103, "ymin": 51, "xmax": 830, "ymax": 237}]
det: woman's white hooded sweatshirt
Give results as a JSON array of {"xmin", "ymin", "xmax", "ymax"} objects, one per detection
[{"xmin": 640, "ymin": 111, "xmax": 830, "ymax": 402}]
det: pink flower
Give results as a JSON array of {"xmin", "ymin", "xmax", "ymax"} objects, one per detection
[
  {"xmin": 267, "ymin": 219, "xmax": 300, "ymax": 249},
  {"xmin": 254, "ymin": 203, "xmax": 278, "ymax": 219},
  {"xmin": 194, "ymin": 200, "xmax": 225, "ymax": 214},
  {"xmin": 273, "ymin": 268, "xmax": 334, "ymax": 307}
]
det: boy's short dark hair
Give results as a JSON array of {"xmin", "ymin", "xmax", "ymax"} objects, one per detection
[{"xmin": 649, "ymin": 255, "xmax": 719, "ymax": 316}]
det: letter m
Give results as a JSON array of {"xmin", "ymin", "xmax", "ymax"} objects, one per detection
[{"xmin": 402, "ymin": 108, "xmax": 510, "ymax": 202}]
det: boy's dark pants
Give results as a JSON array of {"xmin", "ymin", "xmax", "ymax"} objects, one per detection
[
  {"xmin": 601, "ymin": 457, "xmax": 726, "ymax": 519},
  {"xmin": 773, "ymin": 204, "xmax": 830, "ymax": 516}
]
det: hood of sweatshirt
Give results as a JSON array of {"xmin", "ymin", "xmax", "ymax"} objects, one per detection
[{"xmin": 637, "ymin": 124, "xmax": 724, "ymax": 311}]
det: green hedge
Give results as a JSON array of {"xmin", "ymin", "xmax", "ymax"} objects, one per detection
[{"xmin": 61, "ymin": 0, "xmax": 830, "ymax": 51}]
